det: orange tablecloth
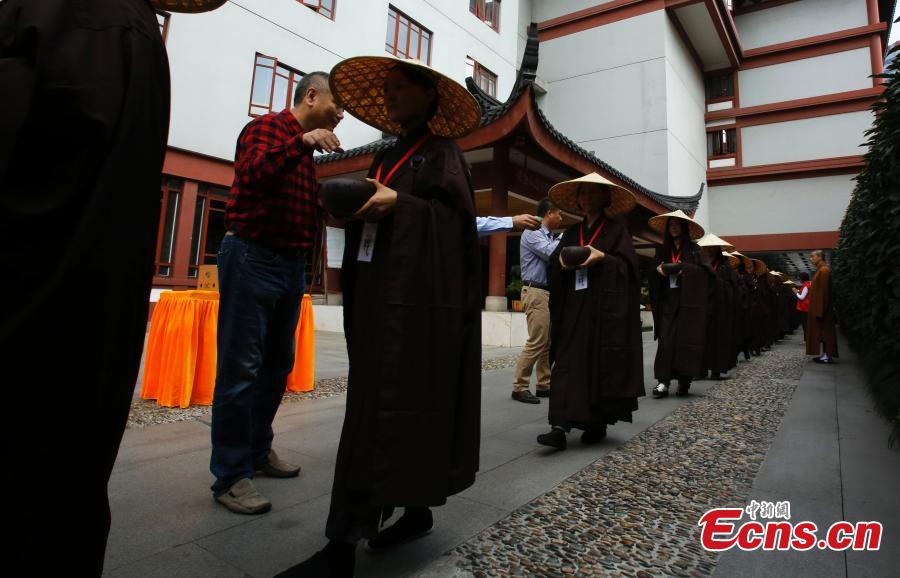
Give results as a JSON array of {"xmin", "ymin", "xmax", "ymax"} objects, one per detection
[{"xmin": 142, "ymin": 291, "xmax": 315, "ymax": 407}]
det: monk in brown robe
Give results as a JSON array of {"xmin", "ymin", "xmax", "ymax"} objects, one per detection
[
  {"xmin": 701, "ymin": 243, "xmax": 737, "ymax": 379},
  {"xmin": 806, "ymin": 250, "xmax": 839, "ymax": 362},
  {"xmin": 536, "ymin": 174, "xmax": 644, "ymax": 450},
  {"xmin": 730, "ymin": 253, "xmax": 754, "ymax": 361},
  {"xmin": 648, "ymin": 211, "xmax": 711, "ymax": 398},
  {"xmin": 277, "ymin": 59, "xmax": 482, "ymax": 577}
]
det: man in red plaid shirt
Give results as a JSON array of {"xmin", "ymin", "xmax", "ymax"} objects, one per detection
[{"xmin": 211, "ymin": 71, "xmax": 343, "ymax": 514}]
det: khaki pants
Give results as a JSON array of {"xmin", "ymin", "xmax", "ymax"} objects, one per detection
[{"xmin": 513, "ymin": 286, "xmax": 551, "ymax": 392}]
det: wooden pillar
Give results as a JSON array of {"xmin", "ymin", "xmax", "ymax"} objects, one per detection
[{"xmin": 485, "ymin": 143, "xmax": 510, "ymax": 312}]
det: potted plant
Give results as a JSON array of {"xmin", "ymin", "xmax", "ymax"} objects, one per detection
[{"xmin": 506, "ymin": 265, "xmax": 524, "ymax": 312}]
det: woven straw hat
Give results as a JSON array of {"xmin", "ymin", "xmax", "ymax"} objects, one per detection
[
  {"xmin": 753, "ymin": 259, "xmax": 769, "ymax": 276},
  {"xmin": 329, "ymin": 56, "xmax": 481, "ymax": 139},
  {"xmin": 548, "ymin": 173, "xmax": 636, "ymax": 218},
  {"xmin": 697, "ymin": 233, "xmax": 735, "ymax": 251},
  {"xmin": 149, "ymin": 0, "xmax": 226, "ymax": 13},
  {"xmin": 730, "ymin": 250, "xmax": 753, "ymax": 271},
  {"xmin": 722, "ymin": 252, "xmax": 741, "ymax": 269},
  {"xmin": 648, "ymin": 210, "xmax": 705, "ymax": 240}
]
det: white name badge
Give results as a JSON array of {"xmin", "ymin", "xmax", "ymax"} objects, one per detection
[
  {"xmin": 575, "ymin": 269, "xmax": 588, "ymax": 291},
  {"xmin": 357, "ymin": 222, "xmax": 378, "ymax": 262},
  {"xmin": 669, "ymin": 274, "xmax": 679, "ymax": 288}
]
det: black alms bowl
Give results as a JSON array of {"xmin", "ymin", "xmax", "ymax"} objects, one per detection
[
  {"xmin": 561, "ymin": 246, "xmax": 591, "ymax": 267},
  {"xmin": 319, "ymin": 178, "xmax": 377, "ymax": 218}
]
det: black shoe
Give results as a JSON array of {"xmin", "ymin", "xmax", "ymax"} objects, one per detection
[
  {"xmin": 580, "ymin": 425, "xmax": 607, "ymax": 445},
  {"xmin": 675, "ymin": 382, "xmax": 690, "ymax": 396},
  {"xmin": 512, "ymin": 390, "xmax": 541, "ymax": 404},
  {"xmin": 367, "ymin": 508, "xmax": 433, "ymax": 552},
  {"xmin": 743, "ymin": 351, "xmax": 751, "ymax": 361},
  {"xmin": 652, "ymin": 383, "xmax": 669, "ymax": 398},
  {"xmin": 275, "ymin": 540, "xmax": 355, "ymax": 578},
  {"xmin": 537, "ymin": 428, "xmax": 567, "ymax": 450},
  {"xmin": 535, "ymin": 389, "xmax": 551, "ymax": 398}
]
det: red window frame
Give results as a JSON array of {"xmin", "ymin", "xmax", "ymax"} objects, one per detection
[
  {"xmin": 469, "ymin": 0, "xmax": 500, "ymax": 31},
  {"xmin": 466, "ymin": 56, "xmax": 497, "ymax": 98},
  {"xmin": 385, "ymin": 6, "xmax": 432, "ymax": 64},
  {"xmin": 155, "ymin": 177, "xmax": 184, "ymax": 277},
  {"xmin": 707, "ymin": 128, "xmax": 737, "ymax": 157},
  {"xmin": 248, "ymin": 53, "xmax": 305, "ymax": 117},
  {"xmin": 300, "ymin": 0, "xmax": 335, "ymax": 20},
  {"xmin": 705, "ymin": 72, "xmax": 734, "ymax": 102},
  {"xmin": 188, "ymin": 184, "xmax": 230, "ymax": 278}
]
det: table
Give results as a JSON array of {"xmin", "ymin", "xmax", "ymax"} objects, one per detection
[{"xmin": 142, "ymin": 291, "xmax": 315, "ymax": 407}]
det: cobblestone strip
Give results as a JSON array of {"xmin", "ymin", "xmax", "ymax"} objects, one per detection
[{"xmin": 452, "ymin": 339, "xmax": 806, "ymax": 578}]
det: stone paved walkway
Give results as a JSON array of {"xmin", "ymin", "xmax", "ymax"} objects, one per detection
[
  {"xmin": 446, "ymin": 340, "xmax": 804, "ymax": 577},
  {"xmin": 107, "ymin": 331, "xmax": 899, "ymax": 577}
]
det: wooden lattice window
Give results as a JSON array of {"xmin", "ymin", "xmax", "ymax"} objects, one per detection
[
  {"xmin": 707, "ymin": 128, "xmax": 737, "ymax": 157},
  {"xmin": 386, "ymin": 6, "xmax": 432, "ymax": 64},
  {"xmin": 469, "ymin": 0, "xmax": 500, "ymax": 31},
  {"xmin": 188, "ymin": 184, "xmax": 230, "ymax": 278},
  {"xmin": 156, "ymin": 177, "xmax": 183, "ymax": 277},
  {"xmin": 467, "ymin": 57, "xmax": 497, "ymax": 98},
  {"xmin": 249, "ymin": 54, "xmax": 305, "ymax": 117},
  {"xmin": 300, "ymin": 0, "xmax": 335, "ymax": 20}
]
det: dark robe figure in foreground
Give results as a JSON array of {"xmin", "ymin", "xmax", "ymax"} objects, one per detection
[
  {"xmin": 703, "ymin": 248, "xmax": 737, "ymax": 378},
  {"xmin": 649, "ymin": 218, "xmax": 712, "ymax": 397},
  {"xmin": 328, "ymin": 131, "xmax": 481, "ymax": 537},
  {"xmin": 278, "ymin": 62, "xmax": 482, "ymax": 578},
  {"xmin": 538, "ymin": 191, "xmax": 643, "ymax": 449},
  {"xmin": 806, "ymin": 250, "xmax": 839, "ymax": 361},
  {"xmin": 0, "ymin": 1, "xmax": 172, "ymax": 573}
]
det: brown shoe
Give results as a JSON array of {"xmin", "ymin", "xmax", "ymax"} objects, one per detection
[
  {"xmin": 535, "ymin": 389, "xmax": 550, "ymax": 398},
  {"xmin": 256, "ymin": 449, "xmax": 301, "ymax": 478},
  {"xmin": 511, "ymin": 390, "xmax": 541, "ymax": 404},
  {"xmin": 215, "ymin": 478, "xmax": 271, "ymax": 515}
]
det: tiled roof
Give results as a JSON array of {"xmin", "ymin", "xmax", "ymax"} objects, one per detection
[{"xmin": 317, "ymin": 23, "xmax": 703, "ymax": 213}]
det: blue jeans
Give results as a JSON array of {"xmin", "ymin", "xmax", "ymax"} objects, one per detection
[{"xmin": 210, "ymin": 234, "xmax": 307, "ymax": 496}]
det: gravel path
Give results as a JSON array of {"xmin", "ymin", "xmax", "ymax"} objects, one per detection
[
  {"xmin": 451, "ymin": 337, "xmax": 806, "ymax": 578},
  {"xmin": 127, "ymin": 356, "xmax": 523, "ymax": 429}
]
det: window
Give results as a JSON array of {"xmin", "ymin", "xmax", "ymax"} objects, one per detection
[
  {"xmin": 469, "ymin": 0, "xmax": 500, "ymax": 31},
  {"xmin": 386, "ymin": 6, "xmax": 432, "ymax": 64},
  {"xmin": 156, "ymin": 177, "xmax": 183, "ymax": 277},
  {"xmin": 156, "ymin": 11, "xmax": 170, "ymax": 43},
  {"xmin": 466, "ymin": 56, "xmax": 497, "ymax": 98},
  {"xmin": 249, "ymin": 54, "xmax": 305, "ymax": 117},
  {"xmin": 707, "ymin": 129, "xmax": 737, "ymax": 157},
  {"xmin": 189, "ymin": 184, "xmax": 230, "ymax": 278},
  {"xmin": 301, "ymin": 0, "xmax": 334, "ymax": 19},
  {"xmin": 705, "ymin": 72, "xmax": 734, "ymax": 101}
]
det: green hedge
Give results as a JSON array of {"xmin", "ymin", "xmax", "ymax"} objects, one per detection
[{"xmin": 834, "ymin": 42, "xmax": 900, "ymax": 444}]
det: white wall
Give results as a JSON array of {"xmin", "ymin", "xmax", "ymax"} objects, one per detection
[
  {"xmin": 735, "ymin": 0, "xmax": 869, "ymax": 50},
  {"xmin": 165, "ymin": 0, "xmax": 525, "ymax": 161},
  {"xmin": 709, "ymin": 174, "xmax": 856, "ymax": 235},
  {"xmin": 664, "ymin": 13, "xmax": 707, "ymax": 222},
  {"xmin": 538, "ymin": 11, "xmax": 668, "ymax": 193},
  {"xmin": 531, "ymin": 0, "xmax": 608, "ymax": 23},
  {"xmin": 741, "ymin": 110, "xmax": 874, "ymax": 166},
  {"xmin": 739, "ymin": 48, "xmax": 873, "ymax": 108},
  {"xmin": 580, "ymin": 131, "xmax": 669, "ymax": 194}
]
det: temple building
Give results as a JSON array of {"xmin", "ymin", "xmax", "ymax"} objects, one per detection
[{"xmin": 151, "ymin": 0, "xmax": 895, "ymax": 314}]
